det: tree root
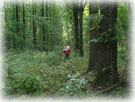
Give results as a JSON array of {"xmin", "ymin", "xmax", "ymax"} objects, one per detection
[{"xmin": 95, "ymin": 81, "xmax": 125, "ymax": 95}]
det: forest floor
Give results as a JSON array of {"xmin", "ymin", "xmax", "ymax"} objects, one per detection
[{"xmin": 4, "ymin": 50, "xmax": 128, "ymax": 98}]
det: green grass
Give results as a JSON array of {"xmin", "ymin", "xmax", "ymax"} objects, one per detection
[
  {"xmin": 4, "ymin": 51, "xmax": 90, "ymax": 97},
  {"xmin": 4, "ymin": 50, "xmax": 128, "ymax": 98}
]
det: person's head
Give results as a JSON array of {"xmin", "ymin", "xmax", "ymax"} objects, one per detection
[{"xmin": 66, "ymin": 42, "xmax": 70, "ymax": 46}]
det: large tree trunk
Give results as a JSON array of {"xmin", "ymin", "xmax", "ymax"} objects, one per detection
[
  {"xmin": 87, "ymin": 4, "xmax": 99, "ymax": 72},
  {"xmin": 111, "ymin": 4, "xmax": 119, "ymax": 84},
  {"xmin": 91, "ymin": 3, "xmax": 119, "ymax": 87},
  {"xmin": 79, "ymin": 2, "xmax": 84, "ymax": 57},
  {"xmin": 32, "ymin": 4, "xmax": 37, "ymax": 49},
  {"xmin": 73, "ymin": 2, "xmax": 79, "ymax": 50}
]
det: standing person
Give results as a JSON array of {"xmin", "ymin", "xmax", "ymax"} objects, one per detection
[{"xmin": 60, "ymin": 42, "xmax": 72, "ymax": 61}]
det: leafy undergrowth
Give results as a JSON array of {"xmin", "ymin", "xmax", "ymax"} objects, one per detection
[
  {"xmin": 4, "ymin": 50, "xmax": 128, "ymax": 98},
  {"xmin": 109, "ymin": 86, "xmax": 129, "ymax": 97}
]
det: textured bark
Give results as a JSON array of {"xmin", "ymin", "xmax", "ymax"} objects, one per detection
[
  {"xmin": 45, "ymin": 3, "xmax": 49, "ymax": 53},
  {"xmin": 42, "ymin": 3, "xmax": 46, "ymax": 51},
  {"xmin": 50, "ymin": 4, "xmax": 52, "ymax": 20},
  {"xmin": 73, "ymin": 2, "xmax": 79, "ymax": 50},
  {"xmin": 91, "ymin": 3, "xmax": 119, "ymax": 87},
  {"xmin": 79, "ymin": 2, "xmax": 84, "ymax": 57},
  {"xmin": 111, "ymin": 4, "xmax": 119, "ymax": 84},
  {"xmin": 32, "ymin": 4, "xmax": 37, "ymax": 49},
  {"xmin": 46, "ymin": 3, "xmax": 48, "ymax": 21},
  {"xmin": 13, "ymin": 4, "xmax": 16, "ymax": 48},
  {"xmin": 16, "ymin": 4, "xmax": 19, "ymax": 35},
  {"xmin": 49, "ymin": 4, "xmax": 53, "ymax": 51},
  {"xmin": 87, "ymin": 4, "xmax": 99, "ymax": 72},
  {"xmin": 15, "ymin": 3, "xmax": 20, "ymax": 49},
  {"xmin": 22, "ymin": 2, "xmax": 25, "ymax": 49}
]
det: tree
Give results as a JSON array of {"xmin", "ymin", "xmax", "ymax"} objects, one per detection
[
  {"xmin": 16, "ymin": 3, "xmax": 19, "ymax": 34},
  {"xmin": 22, "ymin": 2, "xmax": 25, "ymax": 49},
  {"xmin": 79, "ymin": 1, "xmax": 84, "ymax": 57},
  {"xmin": 73, "ymin": 1, "xmax": 85, "ymax": 56},
  {"xmin": 45, "ymin": 3, "xmax": 49, "ymax": 52},
  {"xmin": 87, "ymin": 3, "xmax": 99, "ymax": 72},
  {"xmin": 32, "ymin": 4, "xmax": 37, "ymax": 49},
  {"xmin": 73, "ymin": 2, "xmax": 79, "ymax": 50},
  {"xmin": 4, "ymin": 2, "xmax": 66, "ymax": 51},
  {"xmin": 42, "ymin": 2, "xmax": 45, "ymax": 51},
  {"xmin": 15, "ymin": 3, "xmax": 20, "ymax": 49},
  {"xmin": 89, "ymin": 3, "xmax": 119, "ymax": 87},
  {"xmin": 4, "ymin": 2, "xmax": 7, "ymax": 23}
]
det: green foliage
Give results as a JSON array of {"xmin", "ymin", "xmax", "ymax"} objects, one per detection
[
  {"xmin": 117, "ymin": 3, "xmax": 129, "ymax": 76},
  {"xmin": 60, "ymin": 73, "xmax": 88, "ymax": 96},
  {"xmin": 4, "ymin": 50, "xmax": 128, "ymax": 97},
  {"xmin": 108, "ymin": 86, "xmax": 128, "ymax": 97},
  {"xmin": 4, "ymin": 3, "xmax": 64, "ymax": 51},
  {"xmin": 4, "ymin": 51, "xmax": 89, "ymax": 96},
  {"xmin": 3, "ymin": 2, "xmax": 129, "ymax": 98},
  {"xmin": 117, "ymin": 3, "xmax": 129, "ymax": 49}
]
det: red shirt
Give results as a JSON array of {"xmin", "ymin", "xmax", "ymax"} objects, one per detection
[{"xmin": 63, "ymin": 45, "xmax": 71, "ymax": 54}]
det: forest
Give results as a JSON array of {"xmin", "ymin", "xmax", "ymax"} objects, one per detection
[{"xmin": 3, "ymin": 0, "xmax": 130, "ymax": 98}]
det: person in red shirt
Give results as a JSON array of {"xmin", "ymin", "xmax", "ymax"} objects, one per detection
[{"xmin": 60, "ymin": 42, "xmax": 71, "ymax": 61}]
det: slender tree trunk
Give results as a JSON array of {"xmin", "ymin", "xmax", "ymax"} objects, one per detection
[
  {"xmin": 4, "ymin": 2, "xmax": 7, "ymax": 23},
  {"xmin": 42, "ymin": 3, "xmax": 46, "ymax": 51},
  {"xmin": 79, "ymin": 2, "xmax": 84, "ymax": 57},
  {"xmin": 16, "ymin": 3, "xmax": 19, "ymax": 35},
  {"xmin": 22, "ymin": 2, "xmax": 25, "ymax": 49},
  {"xmin": 15, "ymin": 3, "xmax": 19, "ymax": 49},
  {"xmin": 32, "ymin": 4, "xmax": 37, "ymax": 49},
  {"xmin": 45, "ymin": 3, "xmax": 49, "ymax": 53},
  {"xmin": 49, "ymin": 3, "xmax": 51, "ymax": 20},
  {"xmin": 87, "ymin": 4, "xmax": 99, "ymax": 72},
  {"xmin": 49, "ymin": 4, "xmax": 53, "ymax": 51},
  {"xmin": 90, "ymin": 3, "xmax": 119, "ymax": 87},
  {"xmin": 73, "ymin": 2, "xmax": 79, "ymax": 50},
  {"xmin": 46, "ymin": 3, "xmax": 48, "ymax": 20},
  {"xmin": 13, "ymin": 4, "xmax": 16, "ymax": 49}
]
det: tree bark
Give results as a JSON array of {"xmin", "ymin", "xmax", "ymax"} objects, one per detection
[
  {"xmin": 49, "ymin": 3, "xmax": 53, "ymax": 51},
  {"xmin": 87, "ymin": 4, "xmax": 99, "ymax": 72},
  {"xmin": 32, "ymin": 4, "xmax": 37, "ymax": 49},
  {"xmin": 4, "ymin": 2, "xmax": 7, "ymax": 23},
  {"xmin": 16, "ymin": 3, "xmax": 19, "ymax": 35},
  {"xmin": 111, "ymin": 4, "xmax": 119, "ymax": 84},
  {"xmin": 91, "ymin": 3, "xmax": 119, "ymax": 87},
  {"xmin": 79, "ymin": 2, "xmax": 84, "ymax": 57},
  {"xmin": 22, "ymin": 2, "xmax": 25, "ymax": 49},
  {"xmin": 42, "ymin": 3, "xmax": 46, "ymax": 51},
  {"xmin": 13, "ymin": 4, "xmax": 16, "ymax": 49},
  {"xmin": 15, "ymin": 3, "xmax": 19, "ymax": 49},
  {"xmin": 73, "ymin": 2, "xmax": 79, "ymax": 50},
  {"xmin": 45, "ymin": 3, "xmax": 49, "ymax": 53}
]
